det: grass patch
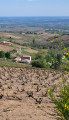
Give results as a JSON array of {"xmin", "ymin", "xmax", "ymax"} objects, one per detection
[
  {"xmin": 10, "ymin": 44, "xmax": 18, "ymax": 48},
  {"xmin": 0, "ymin": 59, "xmax": 31, "ymax": 68},
  {"xmin": 22, "ymin": 48, "xmax": 32, "ymax": 55}
]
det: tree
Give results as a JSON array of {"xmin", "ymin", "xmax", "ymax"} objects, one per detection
[
  {"xmin": 0, "ymin": 51, "xmax": 5, "ymax": 58},
  {"xmin": 5, "ymin": 52, "xmax": 11, "ymax": 59},
  {"xmin": 32, "ymin": 39, "xmax": 35, "ymax": 45}
]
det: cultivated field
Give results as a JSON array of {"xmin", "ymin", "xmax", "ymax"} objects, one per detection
[
  {"xmin": 0, "ymin": 67, "xmax": 69, "ymax": 120},
  {"xmin": 0, "ymin": 45, "xmax": 18, "ymax": 52},
  {"xmin": 24, "ymin": 48, "xmax": 38, "ymax": 54},
  {"xmin": 0, "ymin": 33, "xmax": 22, "ymax": 39}
]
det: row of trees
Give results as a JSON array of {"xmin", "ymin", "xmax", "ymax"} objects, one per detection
[{"xmin": 0, "ymin": 51, "xmax": 11, "ymax": 59}]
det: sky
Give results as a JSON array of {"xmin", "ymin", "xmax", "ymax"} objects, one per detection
[{"xmin": 0, "ymin": 0, "xmax": 69, "ymax": 16}]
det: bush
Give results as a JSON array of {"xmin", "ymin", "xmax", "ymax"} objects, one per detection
[
  {"xmin": 5, "ymin": 52, "xmax": 11, "ymax": 59},
  {"xmin": 31, "ymin": 60, "xmax": 47, "ymax": 68},
  {"xmin": 0, "ymin": 51, "xmax": 5, "ymax": 58},
  {"xmin": 57, "ymin": 53, "xmax": 62, "ymax": 63}
]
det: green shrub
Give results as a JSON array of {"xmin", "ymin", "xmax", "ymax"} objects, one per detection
[
  {"xmin": 31, "ymin": 60, "xmax": 47, "ymax": 68},
  {"xmin": 0, "ymin": 51, "xmax": 5, "ymax": 58},
  {"xmin": 57, "ymin": 53, "xmax": 62, "ymax": 63},
  {"xmin": 5, "ymin": 52, "xmax": 11, "ymax": 59}
]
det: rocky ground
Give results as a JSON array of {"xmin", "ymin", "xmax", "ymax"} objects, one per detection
[{"xmin": 0, "ymin": 66, "xmax": 69, "ymax": 120}]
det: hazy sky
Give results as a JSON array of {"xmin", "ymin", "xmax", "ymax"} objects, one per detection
[{"xmin": 0, "ymin": 0, "xmax": 69, "ymax": 16}]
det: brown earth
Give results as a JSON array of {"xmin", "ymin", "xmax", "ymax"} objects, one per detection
[
  {"xmin": 0, "ymin": 45, "xmax": 18, "ymax": 52},
  {"xmin": 13, "ymin": 40, "xmax": 28, "ymax": 45},
  {"xmin": 0, "ymin": 66, "xmax": 69, "ymax": 120},
  {"xmin": 24, "ymin": 49, "xmax": 38, "ymax": 53},
  {"xmin": 0, "ymin": 33, "xmax": 22, "ymax": 39}
]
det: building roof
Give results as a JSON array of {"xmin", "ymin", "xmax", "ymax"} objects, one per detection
[
  {"xmin": 14, "ymin": 57, "xmax": 21, "ymax": 61},
  {"xmin": 2, "ymin": 41, "xmax": 11, "ymax": 44},
  {"xmin": 22, "ymin": 54, "xmax": 31, "ymax": 57},
  {"xmin": 21, "ymin": 59, "xmax": 31, "ymax": 62}
]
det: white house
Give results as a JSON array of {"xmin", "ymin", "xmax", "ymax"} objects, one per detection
[
  {"xmin": 21, "ymin": 55, "xmax": 31, "ymax": 64},
  {"xmin": 21, "ymin": 55, "xmax": 31, "ymax": 61}
]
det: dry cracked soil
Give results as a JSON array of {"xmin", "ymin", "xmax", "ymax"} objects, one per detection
[{"xmin": 0, "ymin": 66, "xmax": 69, "ymax": 120}]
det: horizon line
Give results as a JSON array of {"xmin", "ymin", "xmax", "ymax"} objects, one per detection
[{"xmin": 0, "ymin": 16, "xmax": 69, "ymax": 17}]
